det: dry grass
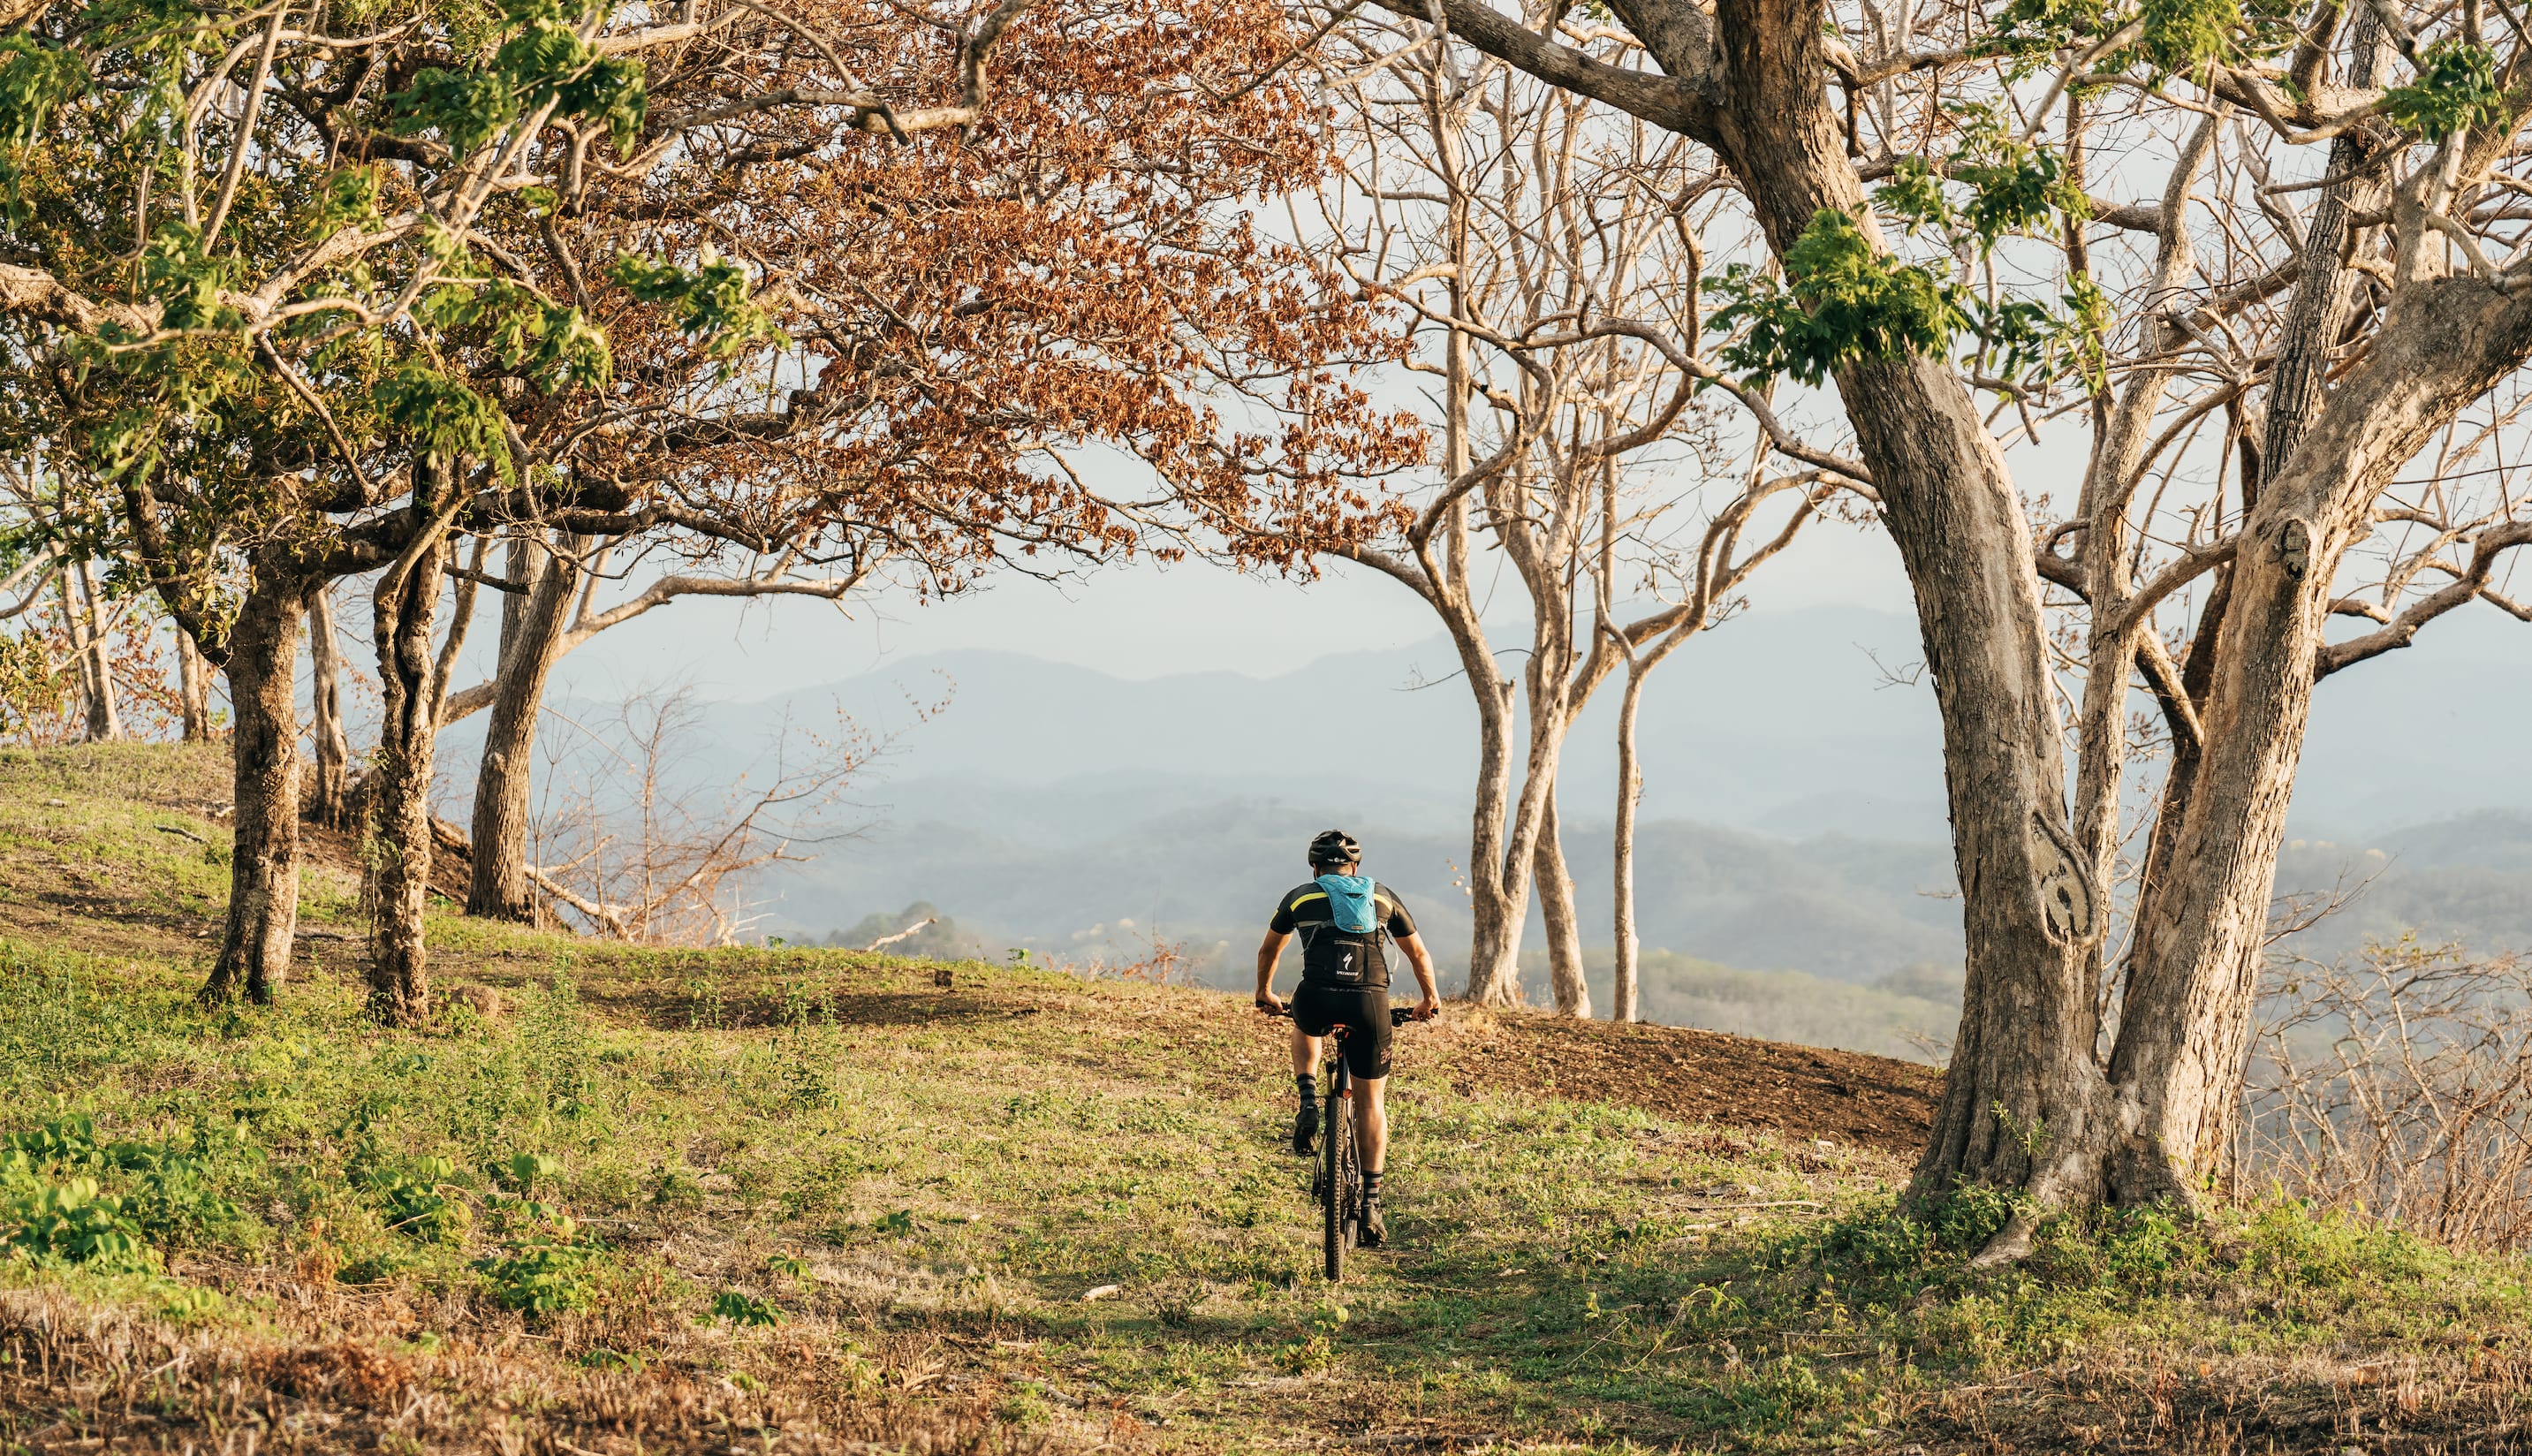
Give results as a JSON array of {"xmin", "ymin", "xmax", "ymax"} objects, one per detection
[{"xmin": 6, "ymin": 744, "xmax": 2532, "ymax": 1453}]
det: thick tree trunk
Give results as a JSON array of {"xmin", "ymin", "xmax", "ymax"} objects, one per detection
[
  {"xmin": 1534, "ymin": 783, "xmax": 1590, "ymax": 1015},
  {"xmin": 174, "ymin": 623, "xmax": 213, "ymax": 742},
  {"xmin": 365, "ymin": 500, "xmax": 452, "ymax": 1027},
  {"xmin": 1611, "ymin": 664, "xmax": 1649, "ymax": 1023},
  {"xmin": 306, "ymin": 586, "xmax": 352, "ymax": 828},
  {"xmin": 2111, "ymin": 272, "xmax": 2532, "ymax": 1202},
  {"xmin": 201, "ymin": 568, "xmax": 309, "ymax": 1005},
  {"xmin": 468, "ymin": 532, "xmax": 580, "ymax": 920},
  {"xmin": 1686, "ymin": 34, "xmax": 2101, "ymax": 1205},
  {"xmin": 2096, "ymin": 16, "xmax": 2407, "ymax": 1206}
]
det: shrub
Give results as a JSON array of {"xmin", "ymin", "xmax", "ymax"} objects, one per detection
[
  {"xmin": 0, "ymin": 1160, "xmax": 155, "ymax": 1272},
  {"xmin": 365, "ymin": 1156, "xmax": 470, "ymax": 1244}
]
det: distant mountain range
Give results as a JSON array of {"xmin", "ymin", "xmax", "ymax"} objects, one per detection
[{"xmin": 434, "ymin": 601, "xmax": 2532, "ymax": 1043}]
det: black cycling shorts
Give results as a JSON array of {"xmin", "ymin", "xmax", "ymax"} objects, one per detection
[{"xmin": 1291, "ymin": 983, "xmax": 1392, "ymax": 1081}]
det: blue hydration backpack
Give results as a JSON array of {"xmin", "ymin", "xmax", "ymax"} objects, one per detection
[{"xmin": 1315, "ymin": 874, "xmax": 1379, "ymax": 934}]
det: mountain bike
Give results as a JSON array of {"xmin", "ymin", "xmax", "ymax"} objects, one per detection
[{"xmin": 1270, "ymin": 1004, "xmax": 1416, "ymax": 1282}]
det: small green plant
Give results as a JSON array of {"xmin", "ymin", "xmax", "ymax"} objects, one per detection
[
  {"xmin": 474, "ymin": 1227, "xmax": 603, "ymax": 1317},
  {"xmin": 684, "ymin": 975, "xmax": 725, "ymax": 1030},
  {"xmin": 0, "ymin": 1162, "xmax": 155, "ymax": 1272},
  {"xmin": 365, "ymin": 1156, "xmax": 469, "ymax": 1244},
  {"xmin": 708, "ymin": 1289, "xmax": 782, "ymax": 1326},
  {"xmin": 579, "ymin": 1346, "xmax": 644, "ymax": 1372},
  {"xmin": 497, "ymin": 1150, "xmax": 563, "ymax": 1193}
]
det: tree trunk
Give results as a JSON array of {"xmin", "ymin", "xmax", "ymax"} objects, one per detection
[
  {"xmin": 306, "ymin": 585, "xmax": 352, "ymax": 828},
  {"xmin": 174, "ymin": 622, "xmax": 213, "ymax": 742},
  {"xmin": 1534, "ymin": 783, "xmax": 1590, "ymax": 1015},
  {"xmin": 201, "ymin": 567, "xmax": 309, "ymax": 1005},
  {"xmin": 76, "ymin": 563, "xmax": 121, "ymax": 741},
  {"xmin": 1611, "ymin": 664, "xmax": 1649, "ymax": 1023},
  {"xmin": 365, "ymin": 494, "xmax": 453, "ymax": 1027},
  {"xmin": 64, "ymin": 566, "xmax": 122, "ymax": 742},
  {"xmin": 467, "ymin": 531, "xmax": 581, "ymax": 920},
  {"xmin": 2109, "ymin": 270, "xmax": 2532, "ymax": 1203},
  {"xmin": 1689, "ymin": 19, "xmax": 2102, "ymax": 1208}
]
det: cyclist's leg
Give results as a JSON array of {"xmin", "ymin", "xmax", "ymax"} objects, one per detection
[
  {"xmin": 1354, "ymin": 1074, "xmax": 1387, "ymax": 1173},
  {"xmin": 1290, "ymin": 1022, "xmax": 1319, "ymax": 1080},
  {"xmin": 1339, "ymin": 995, "xmax": 1393, "ymax": 1172}
]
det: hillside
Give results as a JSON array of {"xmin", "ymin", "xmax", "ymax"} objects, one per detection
[
  {"xmin": 426, "ymin": 603, "xmax": 2532, "ymax": 1058},
  {"xmin": 4, "ymin": 746, "xmax": 2532, "ymax": 1452}
]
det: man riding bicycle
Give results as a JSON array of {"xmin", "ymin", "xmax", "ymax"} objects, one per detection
[{"xmin": 1255, "ymin": 830, "xmax": 1441, "ymax": 1248}]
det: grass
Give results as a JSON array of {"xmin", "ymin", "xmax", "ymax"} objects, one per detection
[{"xmin": 3, "ymin": 744, "xmax": 2532, "ymax": 1452}]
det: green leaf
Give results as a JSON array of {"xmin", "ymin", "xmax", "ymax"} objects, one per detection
[
  {"xmin": 610, "ymin": 249, "xmax": 784, "ymax": 357},
  {"xmin": 1876, "ymin": 155, "xmax": 1954, "ymax": 237},
  {"xmin": 373, "ymin": 363, "xmax": 515, "ymax": 479},
  {"xmin": 1708, "ymin": 209, "xmax": 1970, "ymax": 387},
  {"xmin": 555, "ymin": 54, "xmax": 645, "ymax": 150},
  {"xmin": 140, "ymin": 221, "xmax": 245, "ymax": 332},
  {"xmin": 302, "ymin": 164, "xmax": 383, "ymax": 239},
  {"xmin": 2384, "ymin": 41, "xmax": 2508, "ymax": 141},
  {"xmin": 0, "ymin": 36, "xmax": 89, "ymax": 148},
  {"xmin": 2135, "ymin": 0, "xmax": 2240, "ymax": 78},
  {"xmin": 390, "ymin": 67, "xmax": 521, "ymax": 155}
]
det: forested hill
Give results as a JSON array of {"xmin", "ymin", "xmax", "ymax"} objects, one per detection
[{"xmin": 431, "ymin": 602, "xmax": 2532, "ymax": 1054}]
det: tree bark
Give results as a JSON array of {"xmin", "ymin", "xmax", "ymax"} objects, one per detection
[
  {"xmin": 65, "ymin": 566, "xmax": 122, "ymax": 742},
  {"xmin": 1694, "ymin": 10, "xmax": 2102, "ymax": 1207},
  {"xmin": 365, "ymin": 481, "xmax": 455, "ymax": 1027},
  {"xmin": 467, "ymin": 531, "xmax": 581, "ymax": 921},
  {"xmin": 1534, "ymin": 782, "xmax": 1591, "ymax": 1015},
  {"xmin": 174, "ymin": 621, "xmax": 213, "ymax": 742},
  {"xmin": 201, "ymin": 566, "xmax": 310, "ymax": 1005},
  {"xmin": 2110, "ymin": 269, "xmax": 2532, "ymax": 1202},
  {"xmin": 1611, "ymin": 663, "xmax": 1649, "ymax": 1023},
  {"xmin": 306, "ymin": 585, "xmax": 352, "ymax": 828}
]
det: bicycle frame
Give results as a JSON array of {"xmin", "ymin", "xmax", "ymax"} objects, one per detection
[{"xmin": 1269, "ymin": 1003, "xmax": 1414, "ymax": 1282}]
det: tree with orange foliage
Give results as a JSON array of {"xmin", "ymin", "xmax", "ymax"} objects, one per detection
[
  {"xmin": 443, "ymin": 0, "xmax": 1422, "ymax": 923},
  {"xmin": 0, "ymin": 0, "xmax": 1413, "ymax": 1021}
]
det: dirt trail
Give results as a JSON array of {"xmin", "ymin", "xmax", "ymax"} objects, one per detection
[{"xmin": 1422, "ymin": 1010, "xmax": 1940, "ymax": 1155}]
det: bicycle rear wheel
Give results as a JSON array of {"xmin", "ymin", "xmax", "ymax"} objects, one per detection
[{"xmin": 1323, "ymin": 1090, "xmax": 1350, "ymax": 1282}]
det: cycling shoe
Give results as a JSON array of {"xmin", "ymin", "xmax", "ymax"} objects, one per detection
[{"xmin": 1293, "ymin": 1100, "xmax": 1319, "ymax": 1156}]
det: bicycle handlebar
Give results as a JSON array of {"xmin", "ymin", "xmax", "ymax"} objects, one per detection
[{"xmin": 1260, "ymin": 1005, "xmax": 1424, "ymax": 1027}]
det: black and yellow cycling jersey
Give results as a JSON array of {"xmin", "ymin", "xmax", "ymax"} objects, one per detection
[{"xmin": 1269, "ymin": 880, "xmax": 1417, "ymax": 990}]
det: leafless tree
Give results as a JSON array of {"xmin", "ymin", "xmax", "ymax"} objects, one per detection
[
  {"xmin": 2245, "ymin": 940, "xmax": 2532, "ymax": 1252},
  {"xmin": 519, "ymin": 687, "xmax": 873, "ymax": 945},
  {"xmin": 1368, "ymin": 0, "xmax": 2532, "ymax": 1238},
  {"xmin": 435, "ymin": 527, "xmax": 879, "ymax": 922},
  {"xmin": 1311, "ymin": 27, "xmax": 1861, "ymax": 1009},
  {"xmin": 1597, "ymin": 451, "xmax": 1850, "ymax": 1020}
]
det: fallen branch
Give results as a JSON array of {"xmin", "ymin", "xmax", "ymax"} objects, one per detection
[{"xmin": 860, "ymin": 916, "xmax": 937, "ymax": 953}]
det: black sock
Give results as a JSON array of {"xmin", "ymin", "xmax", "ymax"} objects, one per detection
[
  {"xmin": 1296, "ymin": 1074, "xmax": 1316, "ymax": 1104},
  {"xmin": 1362, "ymin": 1169, "xmax": 1383, "ymax": 1201}
]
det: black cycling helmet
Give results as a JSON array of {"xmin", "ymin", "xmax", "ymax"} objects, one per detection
[{"xmin": 1308, "ymin": 829, "xmax": 1361, "ymax": 867}]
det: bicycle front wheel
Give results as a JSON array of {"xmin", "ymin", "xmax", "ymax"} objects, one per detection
[{"xmin": 1323, "ymin": 1091, "xmax": 1350, "ymax": 1282}]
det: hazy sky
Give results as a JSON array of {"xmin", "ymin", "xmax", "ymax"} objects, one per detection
[
  {"xmin": 451, "ymin": 406, "xmax": 2532, "ymax": 711},
  {"xmin": 537, "ymin": 509, "xmax": 1917, "ymax": 699}
]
